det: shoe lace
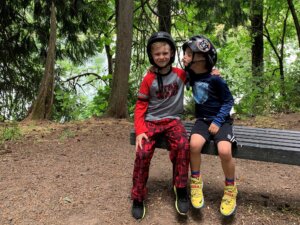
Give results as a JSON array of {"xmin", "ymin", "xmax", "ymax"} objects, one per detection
[
  {"xmin": 191, "ymin": 178, "xmax": 203, "ymax": 198},
  {"xmin": 191, "ymin": 188, "xmax": 202, "ymax": 198},
  {"xmin": 222, "ymin": 186, "xmax": 236, "ymax": 205}
]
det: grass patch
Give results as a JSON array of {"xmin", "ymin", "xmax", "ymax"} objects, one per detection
[
  {"xmin": 0, "ymin": 123, "xmax": 22, "ymax": 144},
  {"xmin": 59, "ymin": 128, "xmax": 76, "ymax": 140}
]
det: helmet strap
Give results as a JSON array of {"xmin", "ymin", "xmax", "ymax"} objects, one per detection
[
  {"xmin": 153, "ymin": 63, "xmax": 172, "ymax": 74},
  {"xmin": 154, "ymin": 66, "xmax": 172, "ymax": 94}
]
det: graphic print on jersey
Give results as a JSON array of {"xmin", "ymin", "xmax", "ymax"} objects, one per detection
[
  {"xmin": 156, "ymin": 81, "xmax": 179, "ymax": 99},
  {"xmin": 193, "ymin": 82, "xmax": 209, "ymax": 104}
]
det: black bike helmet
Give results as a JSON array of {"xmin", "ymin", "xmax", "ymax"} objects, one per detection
[
  {"xmin": 182, "ymin": 35, "xmax": 217, "ymax": 70},
  {"xmin": 147, "ymin": 31, "xmax": 176, "ymax": 67}
]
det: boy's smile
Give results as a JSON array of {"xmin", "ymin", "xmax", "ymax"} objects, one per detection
[{"xmin": 152, "ymin": 45, "xmax": 173, "ymax": 69}]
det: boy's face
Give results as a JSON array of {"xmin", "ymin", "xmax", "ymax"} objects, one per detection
[
  {"xmin": 182, "ymin": 47, "xmax": 206, "ymax": 68},
  {"xmin": 151, "ymin": 43, "xmax": 173, "ymax": 68}
]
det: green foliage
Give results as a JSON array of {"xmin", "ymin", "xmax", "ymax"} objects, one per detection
[
  {"xmin": 0, "ymin": 123, "xmax": 22, "ymax": 144},
  {"xmin": 1, "ymin": 0, "xmax": 299, "ymax": 121},
  {"xmin": 88, "ymin": 83, "xmax": 111, "ymax": 117},
  {"xmin": 279, "ymin": 60, "xmax": 300, "ymax": 112},
  {"xmin": 52, "ymin": 52, "xmax": 112, "ymax": 121},
  {"xmin": 0, "ymin": 1, "xmax": 43, "ymax": 120},
  {"xmin": 189, "ymin": 0, "xmax": 248, "ymax": 32},
  {"xmin": 52, "ymin": 88, "xmax": 87, "ymax": 122},
  {"xmin": 127, "ymin": 78, "xmax": 140, "ymax": 119},
  {"xmin": 182, "ymin": 90, "xmax": 195, "ymax": 120},
  {"xmin": 0, "ymin": 0, "xmax": 114, "ymax": 121},
  {"xmin": 87, "ymin": 72, "xmax": 141, "ymax": 120}
]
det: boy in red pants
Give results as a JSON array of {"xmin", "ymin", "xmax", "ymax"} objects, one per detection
[{"xmin": 131, "ymin": 31, "xmax": 190, "ymax": 220}]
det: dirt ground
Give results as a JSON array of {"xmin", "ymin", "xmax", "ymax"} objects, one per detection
[{"xmin": 0, "ymin": 113, "xmax": 299, "ymax": 225}]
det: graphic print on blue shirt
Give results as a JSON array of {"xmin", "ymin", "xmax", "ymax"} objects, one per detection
[{"xmin": 192, "ymin": 82, "xmax": 209, "ymax": 104}]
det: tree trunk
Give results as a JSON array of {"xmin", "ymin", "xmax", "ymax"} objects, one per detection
[
  {"xmin": 158, "ymin": 0, "xmax": 171, "ymax": 33},
  {"xmin": 26, "ymin": 1, "xmax": 56, "ymax": 120},
  {"xmin": 250, "ymin": 0, "xmax": 264, "ymax": 78},
  {"xmin": 287, "ymin": 0, "xmax": 300, "ymax": 48},
  {"xmin": 106, "ymin": 0, "xmax": 133, "ymax": 118},
  {"xmin": 105, "ymin": 34, "xmax": 113, "ymax": 87}
]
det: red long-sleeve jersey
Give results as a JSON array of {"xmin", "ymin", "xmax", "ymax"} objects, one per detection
[{"xmin": 134, "ymin": 67, "xmax": 187, "ymax": 135}]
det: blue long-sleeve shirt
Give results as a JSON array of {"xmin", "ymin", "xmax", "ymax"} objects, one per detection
[{"xmin": 190, "ymin": 71, "xmax": 234, "ymax": 127}]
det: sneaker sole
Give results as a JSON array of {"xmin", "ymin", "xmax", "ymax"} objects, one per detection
[
  {"xmin": 173, "ymin": 186, "xmax": 188, "ymax": 216},
  {"xmin": 141, "ymin": 206, "xmax": 146, "ymax": 219}
]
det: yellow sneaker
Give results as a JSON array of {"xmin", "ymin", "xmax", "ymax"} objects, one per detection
[
  {"xmin": 220, "ymin": 185, "xmax": 238, "ymax": 216},
  {"xmin": 190, "ymin": 176, "xmax": 204, "ymax": 209}
]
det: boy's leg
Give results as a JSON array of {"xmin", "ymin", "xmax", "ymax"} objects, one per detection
[
  {"xmin": 218, "ymin": 141, "xmax": 235, "ymax": 180},
  {"xmin": 190, "ymin": 134, "xmax": 206, "ymax": 209},
  {"xmin": 190, "ymin": 133, "xmax": 206, "ymax": 173},
  {"xmin": 131, "ymin": 122, "xmax": 157, "ymax": 220},
  {"xmin": 165, "ymin": 119, "xmax": 189, "ymax": 188},
  {"xmin": 131, "ymin": 139, "xmax": 156, "ymax": 201},
  {"xmin": 215, "ymin": 122, "xmax": 238, "ymax": 216},
  {"xmin": 189, "ymin": 119, "xmax": 209, "ymax": 209},
  {"xmin": 164, "ymin": 119, "xmax": 190, "ymax": 215}
]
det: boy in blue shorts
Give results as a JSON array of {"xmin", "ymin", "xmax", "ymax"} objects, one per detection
[{"xmin": 182, "ymin": 35, "xmax": 237, "ymax": 216}]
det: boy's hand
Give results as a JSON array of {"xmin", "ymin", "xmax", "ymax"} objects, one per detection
[
  {"xmin": 211, "ymin": 68, "xmax": 221, "ymax": 76},
  {"xmin": 208, "ymin": 123, "xmax": 220, "ymax": 135},
  {"xmin": 135, "ymin": 133, "xmax": 149, "ymax": 151}
]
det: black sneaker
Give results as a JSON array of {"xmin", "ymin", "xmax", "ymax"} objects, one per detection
[
  {"xmin": 174, "ymin": 186, "xmax": 190, "ymax": 215},
  {"xmin": 132, "ymin": 200, "xmax": 146, "ymax": 220}
]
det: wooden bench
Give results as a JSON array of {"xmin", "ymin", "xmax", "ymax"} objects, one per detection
[{"xmin": 130, "ymin": 122, "xmax": 300, "ymax": 166}]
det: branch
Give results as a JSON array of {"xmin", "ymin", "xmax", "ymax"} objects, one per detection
[
  {"xmin": 140, "ymin": 0, "xmax": 157, "ymax": 31},
  {"xmin": 264, "ymin": 8, "xmax": 281, "ymax": 61},
  {"xmin": 280, "ymin": 8, "xmax": 290, "ymax": 60},
  {"xmin": 145, "ymin": 0, "xmax": 160, "ymax": 17},
  {"xmin": 272, "ymin": 67, "xmax": 280, "ymax": 76},
  {"xmin": 82, "ymin": 78, "xmax": 99, "ymax": 87},
  {"xmin": 64, "ymin": 72, "xmax": 108, "ymax": 85}
]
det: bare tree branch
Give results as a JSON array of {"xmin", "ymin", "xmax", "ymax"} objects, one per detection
[
  {"xmin": 64, "ymin": 72, "xmax": 108, "ymax": 85},
  {"xmin": 264, "ymin": 8, "xmax": 281, "ymax": 61}
]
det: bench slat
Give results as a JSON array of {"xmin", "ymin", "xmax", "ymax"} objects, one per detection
[
  {"xmin": 237, "ymin": 142, "xmax": 300, "ymax": 152},
  {"xmin": 234, "ymin": 125, "xmax": 300, "ymax": 134},
  {"xmin": 237, "ymin": 134, "xmax": 300, "ymax": 142},
  {"xmin": 237, "ymin": 138, "xmax": 300, "ymax": 148},
  {"xmin": 235, "ymin": 130, "xmax": 300, "ymax": 139}
]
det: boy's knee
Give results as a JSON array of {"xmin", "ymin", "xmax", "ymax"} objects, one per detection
[
  {"xmin": 190, "ymin": 134, "xmax": 206, "ymax": 151},
  {"xmin": 218, "ymin": 144, "xmax": 232, "ymax": 161},
  {"xmin": 136, "ymin": 150, "xmax": 152, "ymax": 161},
  {"xmin": 190, "ymin": 140, "xmax": 205, "ymax": 153}
]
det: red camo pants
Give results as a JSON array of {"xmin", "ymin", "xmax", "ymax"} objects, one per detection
[{"xmin": 131, "ymin": 119, "xmax": 190, "ymax": 202}]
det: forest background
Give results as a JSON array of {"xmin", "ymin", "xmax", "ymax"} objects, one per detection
[
  {"xmin": 0, "ymin": 0, "xmax": 299, "ymax": 124},
  {"xmin": 0, "ymin": 1, "xmax": 299, "ymax": 224}
]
